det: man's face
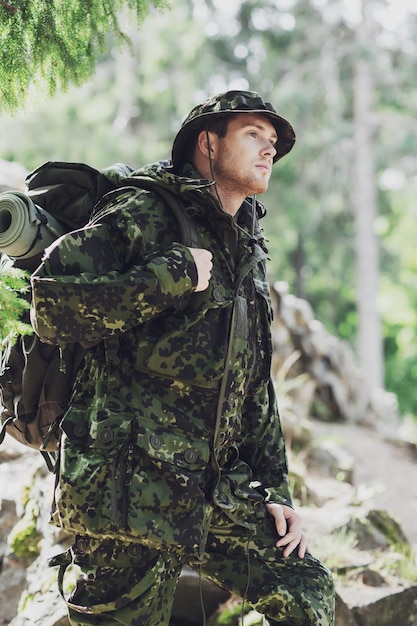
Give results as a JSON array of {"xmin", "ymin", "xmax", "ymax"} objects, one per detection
[{"xmin": 209, "ymin": 113, "xmax": 278, "ymax": 197}]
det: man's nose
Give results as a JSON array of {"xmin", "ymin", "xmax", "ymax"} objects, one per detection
[{"xmin": 262, "ymin": 142, "xmax": 277, "ymax": 158}]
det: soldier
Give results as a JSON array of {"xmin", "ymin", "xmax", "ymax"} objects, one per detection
[{"xmin": 31, "ymin": 90, "xmax": 335, "ymax": 625}]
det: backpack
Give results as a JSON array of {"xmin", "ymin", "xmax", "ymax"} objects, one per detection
[{"xmin": 0, "ymin": 161, "xmax": 199, "ymax": 469}]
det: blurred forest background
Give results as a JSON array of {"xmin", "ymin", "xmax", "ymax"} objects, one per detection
[{"xmin": 1, "ymin": 0, "xmax": 416, "ymax": 419}]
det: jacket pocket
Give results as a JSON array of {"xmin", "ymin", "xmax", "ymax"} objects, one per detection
[
  {"xmin": 135, "ymin": 305, "xmax": 232, "ymax": 388},
  {"xmin": 54, "ymin": 409, "xmax": 209, "ymax": 549},
  {"xmin": 254, "ymin": 277, "xmax": 273, "ymax": 325}
]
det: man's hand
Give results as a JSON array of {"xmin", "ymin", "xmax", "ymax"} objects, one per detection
[
  {"xmin": 266, "ymin": 502, "xmax": 309, "ymax": 558},
  {"xmin": 188, "ymin": 248, "xmax": 213, "ymax": 292}
]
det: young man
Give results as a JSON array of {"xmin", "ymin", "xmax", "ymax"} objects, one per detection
[{"xmin": 31, "ymin": 90, "xmax": 335, "ymax": 625}]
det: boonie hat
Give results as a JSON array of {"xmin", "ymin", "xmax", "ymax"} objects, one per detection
[{"xmin": 172, "ymin": 90, "xmax": 296, "ymax": 168}]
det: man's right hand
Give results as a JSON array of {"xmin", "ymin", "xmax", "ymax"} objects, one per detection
[{"xmin": 188, "ymin": 248, "xmax": 213, "ymax": 292}]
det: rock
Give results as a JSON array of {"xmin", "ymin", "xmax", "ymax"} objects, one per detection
[
  {"xmin": 4, "ymin": 553, "xmax": 71, "ymax": 625},
  {"xmin": 270, "ymin": 281, "xmax": 400, "ymax": 427},
  {"xmin": 353, "ymin": 585, "xmax": 417, "ymax": 625},
  {"xmin": 281, "ymin": 408, "xmax": 314, "ymax": 450},
  {"xmin": 0, "ymin": 498, "xmax": 19, "ymax": 558},
  {"xmin": 0, "ymin": 439, "xmax": 40, "ymax": 623},
  {"xmin": 306, "ymin": 438, "xmax": 355, "ymax": 484},
  {"xmin": 335, "ymin": 592, "xmax": 359, "ymax": 626},
  {"xmin": 360, "ymin": 568, "xmax": 387, "ymax": 587},
  {"xmin": 288, "ymin": 463, "xmax": 320, "ymax": 506},
  {"xmin": 0, "ymin": 554, "xmax": 30, "ymax": 625},
  {"xmin": 345, "ymin": 509, "xmax": 409, "ymax": 551},
  {"xmin": 367, "ymin": 388, "xmax": 401, "ymax": 436}
]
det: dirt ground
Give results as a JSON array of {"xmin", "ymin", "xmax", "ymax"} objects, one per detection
[{"xmin": 304, "ymin": 419, "xmax": 417, "ymax": 552}]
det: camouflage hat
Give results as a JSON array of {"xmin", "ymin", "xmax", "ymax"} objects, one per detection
[{"xmin": 172, "ymin": 90, "xmax": 296, "ymax": 168}]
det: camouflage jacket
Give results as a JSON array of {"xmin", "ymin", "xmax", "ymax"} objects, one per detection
[{"xmin": 31, "ymin": 162, "xmax": 292, "ymax": 556}]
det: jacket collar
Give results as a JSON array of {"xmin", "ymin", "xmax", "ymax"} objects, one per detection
[{"xmin": 129, "ymin": 161, "xmax": 267, "ymax": 235}]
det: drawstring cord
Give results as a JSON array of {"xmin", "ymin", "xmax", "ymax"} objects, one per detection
[
  {"xmin": 250, "ymin": 195, "xmax": 257, "ymax": 249},
  {"xmin": 205, "ymin": 129, "xmax": 225, "ymax": 213},
  {"xmin": 240, "ymin": 534, "xmax": 252, "ymax": 625},
  {"xmin": 198, "ymin": 562, "xmax": 207, "ymax": 626}
]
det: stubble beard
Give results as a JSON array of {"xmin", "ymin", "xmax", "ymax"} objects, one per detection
[{"xmin": 212, "ymin": 147, "xmax": 269, "ymax": 199}]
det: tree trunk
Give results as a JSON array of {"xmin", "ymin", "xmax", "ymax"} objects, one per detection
[{"xmin": 352, "ymin": 0, "xmax": 384, "ymax": 391}]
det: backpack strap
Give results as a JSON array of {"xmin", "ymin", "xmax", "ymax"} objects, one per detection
[
  {"xmin": 126, "ymin": 175, "xmax": 200, "ymax": 249},
  {"xmin": 152, "ymin": 185, "xmax": 200, "ymax": 249}
]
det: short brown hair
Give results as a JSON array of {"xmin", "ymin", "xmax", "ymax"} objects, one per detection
[{"xmin": 180, "ymin": 114, "xmax": 230, "ymax": 168}]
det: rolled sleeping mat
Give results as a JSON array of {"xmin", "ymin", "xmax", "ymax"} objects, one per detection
[{"xmin": 0, "ymin": 191, "xmax": 65, "ymax": 267}]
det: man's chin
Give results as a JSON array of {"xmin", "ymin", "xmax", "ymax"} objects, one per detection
[{"xmin": 252, "ymin": 182, "xmax": 269, "ymax": 195}]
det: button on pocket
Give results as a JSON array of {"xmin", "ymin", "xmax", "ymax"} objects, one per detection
[
  {"xmin": 98, "ymin": 428, "xmax": 114, "ymax": 444},
  {"xmin": 183, "ymin": 448, "xmax": 198, "ymax": 464},
  {"xmin": 150, "ymin": 434, "xmax": 163, "ymax": 450},
  {"xmin": 75, "ymin": 537, "xmax": 89, "ymax": 555},
  {"xmin": 127, "ymin": 544, "xmax": 143, "ymax": 558},
  {"xmin": 213, "ymin": 288, "xmax": 223, "ymax": 302},
  {"xmin": 73, "ymin": 424, "xmax": 88, "ymax": 438}
]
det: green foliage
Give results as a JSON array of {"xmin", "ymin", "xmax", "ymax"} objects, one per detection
[
  {"xmin": 7, "ymin": 498, "xmax": 41, "ymax": 559},
  {"xmin": 386, "ymin": 546, "xmax": 417, "ymax": 582},
  {"xmin": 215, "ymin": 597, "xmax": 256, "ymax": 626},
  {"xmin": 0, "ymin": 256, "xmax": 32, "ymax": 376},
  {"xmin": 0, "ymin": 0, "xmax": 169, "ymax": 114},
  {"xmin": 216, "ymin": 600, "xmax": 268, "ymax": 626},
  {"xmin": 0, "ymin": 257, "xmax": 31, "ymax": 333},
  {"xmin": 384, "ymin": 328, "xmax": 417, "ymax": 417},
  {"xmin": 378, "ymin": 186, "xmax": 417, "ymax": 416},
  {"xmin": 315, "ymin": 519, "xmax": 417, "ymax": 583}
]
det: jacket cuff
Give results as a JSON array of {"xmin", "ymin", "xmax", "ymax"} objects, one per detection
[
  {"xmin": 263, "ymin": 486, "xmax": 293, "ymax": 509},
  {"xmin": 149, "ymin": 244, "xmax": 198, "ymax": 304}
]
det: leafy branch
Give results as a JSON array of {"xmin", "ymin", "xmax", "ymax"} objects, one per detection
[
  {"xmin": 0, "ymin": 0, "xmax": 170, "ymax": 113},
  {"xmin": 0, "ymin": 256, "xmax": 32, "ymax": 374}
]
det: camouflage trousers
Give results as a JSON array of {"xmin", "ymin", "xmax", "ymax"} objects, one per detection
[{"xmin": 58, "ymin": 508, "xmax": 335, "ymax": 626}]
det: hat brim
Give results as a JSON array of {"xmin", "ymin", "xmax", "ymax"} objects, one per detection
[{"xmin": 172, "ymin": 109, "xmax": 296, "ymax": 168}]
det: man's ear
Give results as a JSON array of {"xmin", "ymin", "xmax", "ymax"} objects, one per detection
[{"xmin": 196, "ymin": 129, "xmax": 216, "ymax": 158}]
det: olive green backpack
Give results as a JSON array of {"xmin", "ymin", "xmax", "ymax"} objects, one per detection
[{"xmin": 0, "ymin": 161, "xmax": 198, "ymax": 469}]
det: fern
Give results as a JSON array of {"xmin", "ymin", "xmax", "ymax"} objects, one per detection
[{"xmin": 0, "ymin": 256, "xmax": 32, "ymax": 374}]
